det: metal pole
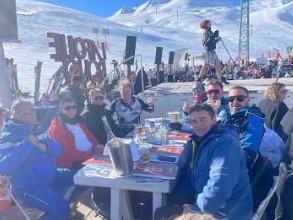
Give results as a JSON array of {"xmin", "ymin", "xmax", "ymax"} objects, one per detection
[
  {"xmin": 0, "ymin": 42, "xmax": 13, "ymax": 109},
  {"xmin": 221, "ymin": 39, "xmax": 235, "ymax": 63}
]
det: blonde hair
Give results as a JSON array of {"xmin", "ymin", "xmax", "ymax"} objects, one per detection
[
  {"xmin": 118, "ymin": 79, "xmax": 131, "ymax": 91},
  {"xmin": 11, "ymin": 99, "xmax": 32, "ymax": 115},
  {"xmin": 265, "ymin": 82, "xmax": 286, "ymax": 102},
  {"xmin": 174, "ymin": 213, "xmax": 217, "ymax": 220}
]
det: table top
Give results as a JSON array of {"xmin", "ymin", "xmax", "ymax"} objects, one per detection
[
  {"xmin": 74, "ymin": 164, "xmax": 172, "ymax": 193},
  {"xmin": 74, "ymin": 126, "xmax": 190, "ymax": 193}
]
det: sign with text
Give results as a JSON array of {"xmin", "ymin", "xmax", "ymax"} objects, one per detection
[{"xmin": 47, "ymin": 32, "xmax": 107, "ymax": 84}]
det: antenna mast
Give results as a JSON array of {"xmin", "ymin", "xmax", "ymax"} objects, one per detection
[{"xmin": 238, "ymin": 0, "xmax": 250, "ymax": 67}]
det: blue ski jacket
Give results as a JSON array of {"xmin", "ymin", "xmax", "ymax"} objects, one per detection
[
  {"xmin": 0, "ymin": 119, "xmax": 62, "ymax": 190},
  {"xmin": 178, "ymin": 124, "xmax": 252, "ymax": 220}
]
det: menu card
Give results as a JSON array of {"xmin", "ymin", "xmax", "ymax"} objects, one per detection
[
  {"xmin": 166, "ymin": 132, "xmax": 191, "ymax": 141},
  {"xmin": 132, "ymin": 162, "xmax": 178, "ymax": 180},
  {"xmin": 83, "ymin": 155, "xmax": 112, "ymax": 166}
]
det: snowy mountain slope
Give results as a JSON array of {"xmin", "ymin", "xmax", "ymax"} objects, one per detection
[{"xmin": 2, "ymin": 0, "xmax": 293, "ymax": 92}]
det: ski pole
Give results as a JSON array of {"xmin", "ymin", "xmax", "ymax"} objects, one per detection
[{"xmin": 220, "ymin": 39, "xmax": 235, "ymax": 63}]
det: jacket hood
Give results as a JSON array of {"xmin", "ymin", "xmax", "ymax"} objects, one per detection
[
  {"xmin": 1, "ymin": 119, "xmax": 32, "ymax": 143},
  {"xmin": 232, "ymin": 104, "xmax": 265, "ymax": 119}
]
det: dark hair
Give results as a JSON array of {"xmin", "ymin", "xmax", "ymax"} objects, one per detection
[
  {"xmin": 199, "ymin": 20, "xmax": 211, "ymax": 29},
  {"xmin": 58, "ymin": 96, "xmax": 76, "ymax": 107},
  {"xmin": 189, "ymin": 104, "xmax": 215, "ymax": 119},
  {"xmin": 229, "ymin": 86, "xmax": 249, "ymax": 96},
  {"xmin": 206, "ymin": 79, "xmax": 223, "ymax": 90}
]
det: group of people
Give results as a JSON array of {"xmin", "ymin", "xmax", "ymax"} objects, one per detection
[
  {"xmin": 0, "ymin": 52, "xmax": 293, "ymax": 220},
  {"xmin": 155, "ymin": 79, "xmax": 292, "ymax": 220},
  {"xmin": 0, "ymin": 76, "xmax": 154, "ymax": 219}
]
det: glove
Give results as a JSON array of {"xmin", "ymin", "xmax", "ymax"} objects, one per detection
[{"xmin": 214, "ymin": 30, "xmax": 219, "ymax": 37}]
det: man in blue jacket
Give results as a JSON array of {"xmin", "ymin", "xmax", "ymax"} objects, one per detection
[
  {"xmin": 226, "ymin": 86, "xmax": 274, "ymax": 212},
  {"xmin": 0, "ymin": 100, "xmax": 74, "ymax": 220},
  {"xmin": 169, "ymin": 104, "xmax": 252, "ymax": 220}
]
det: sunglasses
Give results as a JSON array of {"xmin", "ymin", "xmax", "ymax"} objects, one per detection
[
  {"xmin": 192, "ymin": 87, "xmax": 204, "ymax": 92},
  {"xmin": 206, "ymin": 89, "xmax": 221, "ymax": 95},
  {"xmin": 92, "ymin": 96, "xmax": 104, "ymax": 100},
  {"xmin": 63, "ymin": 105, "xmax": 77, "ymax": 111},
  {"xmin": 228, "ymin": 95, "xmax": 247, "ymax": 102}
]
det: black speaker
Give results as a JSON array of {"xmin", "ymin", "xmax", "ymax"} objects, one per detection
[
  {"xmin": 0, "ymin": 0, "xmax": 18, "ymax": 42},
  {"xmin": 154, "ymin": 47, "xmax": 163, "ymax": 64},
  {"xmin": 124, "ymin": 36, "xmax": 137, "ymax": 65},
  {"xmin": 184, "ymin": 53, "xmax": 189, "ymax": 61},
  {"xmin": 168, "ymin": 51, "xmax": 175, "ymax": 65}
]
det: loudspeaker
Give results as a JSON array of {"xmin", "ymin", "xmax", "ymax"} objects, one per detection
[
  {"xmin": 124, "ymin": 36, "xmax": 137, "ymax": 65},
  {"xmin": 154, "ymin": 47, "xmax": 163, "ymax": 64},
  {"xmin": 0, "ymin": 0, "xmax": 18, "ymax": 42},
  {"xmin": 168, "ymin": 51, "xmax": 175, "ymax": 65},
  {"xmin": 184, "ymin": 53, "xmax": 189, "ymax": 61}
]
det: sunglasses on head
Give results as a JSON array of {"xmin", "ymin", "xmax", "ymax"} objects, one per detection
[
  {"xmin": 206, "ymin": 89, "xmax": 221, "ymax": 95},
  {"xmin": 192, "ymin": 87, "xmax": 204, "ymax": 92},
  {"xmin": 228, "ymin": 95, "xmax": 247, "ymax": 102},
  {"xmin": 63, "ymin": 105, "xmax": 77, "ymax": 111}
]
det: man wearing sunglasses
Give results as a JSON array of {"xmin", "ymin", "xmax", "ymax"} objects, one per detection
[
  {"xmin": 203, "ymin": 80, "xmax": 230, "ymax": 123},
  {"xmin": 226, "ymin": 86, "xmax": 265, "ymax": 167},
  {"xmin": 225, "ymin": 86, "xmax": 274, "ymax": 212}
]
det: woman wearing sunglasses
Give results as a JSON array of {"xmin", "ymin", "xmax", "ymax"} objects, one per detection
[{"xmin": 49, "ymin": 96, "xmax": 103, "ymax": 169}]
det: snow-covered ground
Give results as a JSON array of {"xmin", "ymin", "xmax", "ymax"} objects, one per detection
[{"xmin": 3, "ymin": 0, "xmax": 293, "ymax": 93}]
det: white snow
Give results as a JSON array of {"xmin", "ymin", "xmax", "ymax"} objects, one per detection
[{"xmin": 2, "ymin": 0, "xmax": 293, "ymax": 92}]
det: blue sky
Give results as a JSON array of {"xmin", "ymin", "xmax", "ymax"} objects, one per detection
[
  {"xmin": 37, "ymin": 0, "xmax": 240, "ymax": 18},
  {"xmin": 37, "ymin": 0, "xmax": 147, "ymax": 17}
]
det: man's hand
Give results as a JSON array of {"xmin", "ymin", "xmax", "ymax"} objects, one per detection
[
  {"xmin": 94, "ymin": 144, "xmax": 105, "ymax": 155},
  {"xmin": 27, "ymin": 134, "xmax": 39, "ymax": 145},
  {"xmin": 27, "ymin": 134, "xmax": 47, "ymax": 152}
]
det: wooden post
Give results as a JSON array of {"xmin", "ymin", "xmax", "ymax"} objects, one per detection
[{"xmin": 0, "ymin": 42, "xmax": 13, "ymax": 109}]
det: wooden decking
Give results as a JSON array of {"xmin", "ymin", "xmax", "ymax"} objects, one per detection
[{"xmin": 0, "ymin": 187, "xmax": 104, "ymax": 220}]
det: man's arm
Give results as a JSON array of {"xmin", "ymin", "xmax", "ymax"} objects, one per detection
[{"xmin": 0, "ymin": 140, "xmax": 34, "ymax": 175}]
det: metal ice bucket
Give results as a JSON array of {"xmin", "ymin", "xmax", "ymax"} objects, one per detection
[{"xmin": 106, "ymin": 138, "xmax": 133, "ymax": 176}]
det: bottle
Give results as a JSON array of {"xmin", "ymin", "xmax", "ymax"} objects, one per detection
[
  {"xmin": 160, "ymin": 123, "xmax": 168, "ymax": 145},
  {"xmin": 101, "ymin": 116, "xmax": 116, "ymax": 155}
]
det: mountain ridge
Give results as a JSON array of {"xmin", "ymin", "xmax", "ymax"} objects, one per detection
[{"xmin": 2, "ymin": 0, "xmax": 293, "ymax": 92}]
